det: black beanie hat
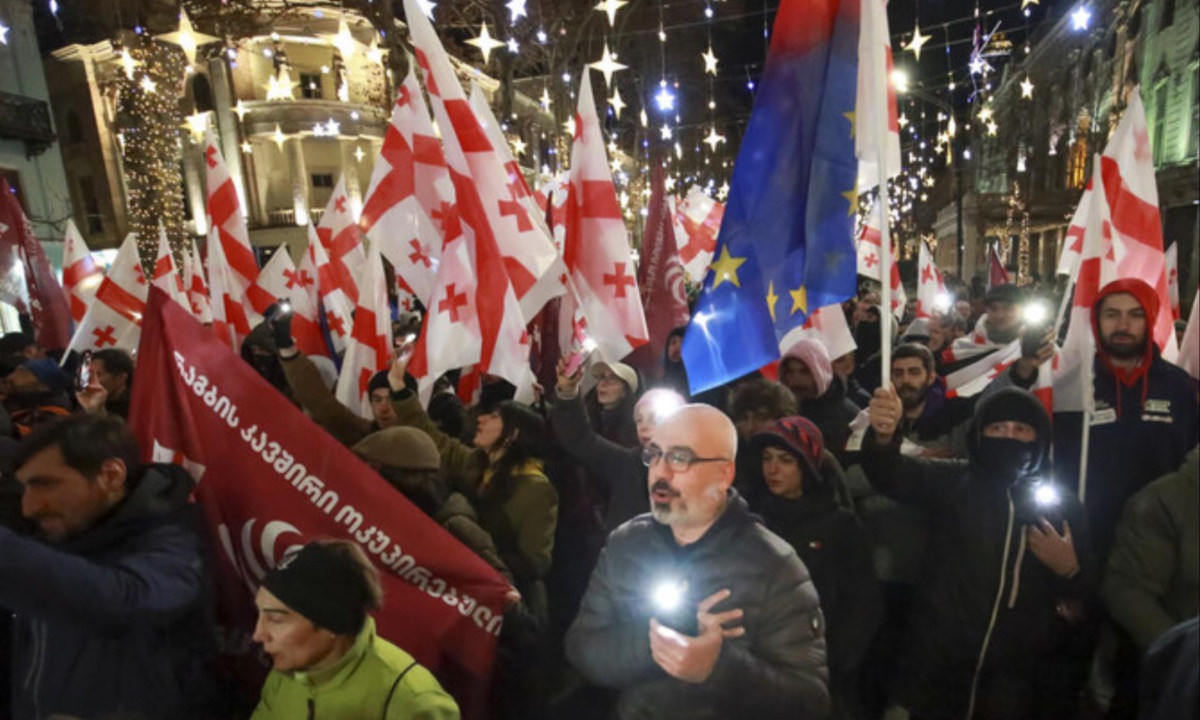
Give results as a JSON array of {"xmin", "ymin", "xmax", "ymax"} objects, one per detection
[
  {"xmin": 984, "ymin": 283, "xmax": 1023, "ymax": 306},
  {"xmin": 261, "ymin": 543, "xmax": 373, "ymax": 635}
]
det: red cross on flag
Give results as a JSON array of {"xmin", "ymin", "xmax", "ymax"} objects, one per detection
[
  {"xmin": 1165, "ymin": 241, "xmax": 1180, "ymax": 321},
  {"xmin": 468, "ymin": 84, "xmax": 549, "ymax": 238},
  {"xmin": 61, "ymin": 219, "xmax": 103, "ymax": 323},
  {"xmin": 152, "ymin": 228, "xmax": 190, "ymax": 311},
  {"xmin": 1056, "ymin": 181, "xmax": 1091, "ymax": 278},
  {"xmin": 675, "ymin": 186, "xmax": 724, "ymax": 283},
  {"xmin": 916, "ymin": 240, "xmax": 946, "ymax": 319},
  {"xmin": 405, "ymin": 0, "xmax": 565, "ymax": 323},
  {"xmin": 203, "ymin": 130, "xmax": 259, "ymax": 328},
  {"xmin": 560, "ymin": 71, "xmax": 648, "ymax": 363},
  {"xmin": 246, "ymin": 247, "xmax": 330, "ymax": 360},
  {"xmin": 779, "ymin": 304, "xmax": 858, "ymax": 363},
  {"xmin": 856, "ymin": 202, "xmax": 907, "ymax": 318},
  {"xmin": 184, "ymin": 239, "xmax": 213, "ymax": 324},
  {"xmin": 362, "ymin": 67, "xmax": 453, "ymax": 305},
  {"xmin": 65, "ymin": 233, "xmax": 147, "ymax": 356},
  {"xmin": 206, "ymin": 225, "xmax": 257, "ymax": 353},
  {"xmin": 336, "ymin": 240, "xmax": 392, "ymax": 417},
  {"xmin": 304, "ymin": 223, "xmax": 355, "ymax": 353},
  {"xmin": 408, "ymin": 233, "xmax": 482, "ymax": 403},
  {"xmin": 316, "ymin": 176, "xmax": 367, "ymax": 307},
  {"xmin": 855, "ymin": 0, "xmax": 901, "ymax": 191}
]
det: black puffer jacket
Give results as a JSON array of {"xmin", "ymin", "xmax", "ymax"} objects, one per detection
[
  {"xmin": 565, "ymin": 490, "xmax": 830, "ymax": 720},
  {"xmin": 860, "ymin": 389, "xmax": 1096, "ymax": 720},
  {"xmin": 798, "ymin": 380, "xmax": 859, "ymax": 459}
]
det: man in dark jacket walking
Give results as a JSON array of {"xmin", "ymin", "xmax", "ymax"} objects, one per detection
[
  {"xmin": 863, "ymin": 387, "xmax": 1095, "ymax": 720},
  {"xmin": 565, "ymin": 404, "xmax": 829, "ymax": 720},
  {"xmin": 1, "ymin": 415, "xmax": 221, "ymax": 719}
]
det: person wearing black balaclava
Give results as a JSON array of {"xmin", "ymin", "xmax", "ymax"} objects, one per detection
[{"xmin": 859, "ymin": 387, "xmax": 1097, "ymax": 720}]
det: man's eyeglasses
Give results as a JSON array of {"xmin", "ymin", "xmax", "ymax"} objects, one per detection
[{"xmin": 641, "ymin": 445, "xmax": 729, "ymax": 473}]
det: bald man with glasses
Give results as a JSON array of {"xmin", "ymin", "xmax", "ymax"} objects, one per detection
[{"xmin": 565, "ymin": 404, "xmax": 830, "ymax": 720}]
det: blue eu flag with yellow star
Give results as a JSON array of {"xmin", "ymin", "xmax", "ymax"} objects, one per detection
[{"xmin": 682, "ymin": 0, "xmax": 862, "ymax": 394}]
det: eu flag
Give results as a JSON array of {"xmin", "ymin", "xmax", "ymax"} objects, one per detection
[{"xmin": 682, "ymin": 0, "xmax": 863, "ymax": 394}]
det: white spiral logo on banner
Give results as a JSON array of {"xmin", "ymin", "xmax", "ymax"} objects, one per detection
[{"xmin": 217, "ymin": 518, "xmax": 304, "ymax": 595}]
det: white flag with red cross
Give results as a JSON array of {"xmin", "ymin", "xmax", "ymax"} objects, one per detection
[
  {"xmin": 305, "ymin": 223, "xmax": 355, "ymax": 353},
  {"xmin": 855, "ymin": 0, "xmax": 902, "ymax": 190},
  {"xmin": 65, "ymin": 233, "xmax": 148, "ymax": 356},
  {"xmin": 916, "ymin": 240, "xmax": 945, "ymax": 318},
  {"xmin": 1165, "ymin": 242, "xmax": 1180, "ymax": 321},
  {"xmin": 335, "ymin": 239, "xmax": 393, "ymax": 417},
  {"xmin": 1056, "ymin": 182, "xmax": 1091, "ymax": 278},
  {"xmin": 1098, "ymin": 89, "xmax": 1177, "ymax": 360},
  {"xmin": 361, "ymin": 69, "xmax": 451, "ymax": 306},
  {"xmin": 560, "ymin": 71, "xmax": 649, "ymax": 363},
  {"xmin": 408, "ymin": 231, "xmax": 483, "ymax": 403},
  {"xmin": 185, "ymin": 239, "xmax": 213, "ymax": 324},
  {"xmin": 675, "ymin": 185, "xmax": 724, "ymax": 283},
  {"xmin": 468, "ymin": 84, "xmax": 549, "ymax": 237},
  {"xmin": 856, "ymin": 202, "xmax": 907, "ymax": 318},
  {"xmin": 405, "ymin": 0, "xmax": 565, "ymax": 323},
  {"xmin": 246, "ymin": 247, "xmax": 330, "ymax": 360},
  {"xmin": 778, "ymin": 304, "xmax": 858, "ymax": 363},
  {"xmin": 152, "ymin": 229, "xmax": 190, "ymax": 310},
  {"xmin": 316, "ymin": 176, "xmax": 367, "ymax": 306},
  {"xmin": 61, "ymin": 219, "xmax": 102, "ymax": 323},
  {"xmin": 206, "ymin": 225, "xmax": 258, "ymax": 353},
  {"xmin": 203, "ymin": 130, "xmax": 259, "ymax": 325}
]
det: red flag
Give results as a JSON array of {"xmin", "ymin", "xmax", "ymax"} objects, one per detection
[
  {"xmin": 129, "ymin": 288, "xmax": 508, "ymax": 719},
  {"xmin": 561, "ymin": 72, "xmax": 649, "ymax": 363},
  {"xmin": 627, "ymin": 164, "xmax": 691, "ymax": 379},
  {"xmin": 916, "ymin": 240, "xmax": 946, "ymax": 318},
  {"xmin": 0, "ymin": 179, "xmax": 72, "ymax": 349},
  {"xmin": 317, "ymin": 175, "xmax": 367, "ymax": 306},
  {"xmin": 61, "ymin": 219, "xmax": 103, "ymax": 324},
  {"xmin": 184, "ymin": 239, "xmax": 213, "ymax": 324},
  {"xmin": 987, "ymin": 244, "xmax": 1010, "ymax": 289},
  {"xmin": 65, "ymin": 233, "xmax": 146, "ymax": 355}
]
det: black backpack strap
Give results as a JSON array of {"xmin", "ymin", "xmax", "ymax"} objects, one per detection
[{"xmin": 382, "ymin": 660, "xmax": 419, "ymax": 719}]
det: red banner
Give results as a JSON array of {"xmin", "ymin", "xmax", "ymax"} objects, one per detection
[{"xmin": 129, "ymin": 288, "xmax": 508, "ymax": 718}]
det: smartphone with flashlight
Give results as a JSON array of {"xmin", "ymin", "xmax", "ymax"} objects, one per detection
[
  {"xmin": 395, "ymin": 333, "xmax": 417, "ymax": 363},
  {"xmin": 563, "ymin": 347, "xmax": 592, "ymax": 378},
  {"xmin": 1021, "ymin": 302, "xmax": 1051, "ymax": 357},
  {"xmin": 265, "ymin": 299, "xmax": 292, "ymax": 324},
  {"xmin": 651, "ymin": 580, "xmax": 699, "ymax": 636},
  {"xmin": 75, "ymin": 350, "xmax": 93, "ymax": 393}
]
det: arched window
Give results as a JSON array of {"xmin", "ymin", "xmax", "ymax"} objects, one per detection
[{"xmin": 190, "ymin": 74, "xmax": 215, "ymax": 113}]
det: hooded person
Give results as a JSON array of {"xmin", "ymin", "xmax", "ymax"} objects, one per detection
[
  {"xmin": 655, "ymin": 326, "xmax": 691, "ymax": 400},
  {"xmin": 747, "ymin": 417, "xmax": 881, "ymax": 720},
  {"xmin": 584, "ymin": 362, "xmax": 642, "ymax": 448},
  {"xmin": 779, "ymin": 338, "xmax": 860, "ymax": 459},
  {"xmin": 2, "ymin": 358, "xmax": 73, "ymax": 437},
  {"xmin": 859, "ymin": 386, "xmax": 1097, "ymax": 720},
  {"xmin": 996, "ymin": 277, "xmax": 1199, "ymax": 562}
]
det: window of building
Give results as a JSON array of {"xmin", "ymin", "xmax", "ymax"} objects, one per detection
[
  {"xmin": 64, "ymin": 110, "xmax": 84, "ymax": 145},
  {"xmin": 1153, "ymin": 82, "xmax": 1169, "ymax": 165},
  {"xmin": 1160, "ymin": 0, "xmax": 1175, "ymax": 29},
  {"xmin": 299, "ymin": 72, "xmax": 323, "ymax": 100},
  {"xmin": 311, "ymin": 173, "xmax": 334, "ymax": 189},
  {"xmin": 78, "ymin": 176, "xmax": 103, "ymax": 235},
  {"xmin": 190, "ymin": 74, "xmax": 215, "ymax": 113}
]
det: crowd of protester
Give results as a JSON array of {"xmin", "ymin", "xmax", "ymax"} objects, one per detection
[{"xmin": 0, "ymin": 270, "xmax": 1196, "ymax": 720}]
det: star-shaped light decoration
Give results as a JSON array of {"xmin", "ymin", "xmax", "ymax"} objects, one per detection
[
  {"xmin": 564, "ymin": 116, "xmax": 577, "ymax": 137},
  {"xmin": 1021, "ymin": 0, "xmax": 1039, "ymax": 8},
  {"xmin": 507, "ymin": 0, "xmax": 527, "ymax": 22},
  {"xmin": 354, "ymin": 146, "xmax": 366, "ymax": 162},
  {"xmin": 539, "ymin": 87, "xmax": 552, "ymax": 111},
  {"xmin": 717, "ymin": 181, "xmax": 730, "ymax": 200},
  {"xmin": 511, "ymin": 137, "xmax": 527, "ymax": 156},
  {"xmin": 1071, "ymin": 6, "xmax": 1091, "ymax": 30},
  {"xmin": 660, "ymin": 124, "xmax": 673, "ymax": 140},
  {"xmin": 414, "ymin": 0, "xmax": 437, "ymax": 18},
  {"xmin": 332, "ymin": 14, "xmax": 357, "ymax": 59},
  {"xmin": 139, "ymin": 75, "xmax": 157, "ymax": 93},
  {"xmin": 507, "ymin": 38, "xmax": 519, "ymax": 53},
  {"xmin": 906, "ymin": 23, "xmax": 931, "ymax": 61},
  {"xmin": 640, "ymin": 108, "xmax": 648, "ymax": 128},
  {"xmin": 234, "ymin": 100, "xmax": 248, "ymax": 121},
  {"xmin": 968, "ymin": 55, "xmax": 991, "ymax": 76},
  {"xmin": 367, "ymin": 38, "xmax": 384, "ymax": 64},
  {"xmin": 702, "ymin": 46, "xmax": 719, "ymax": 75},
  {"xmin": 265, "ymin": 67, "xmax": 297, "ymax": 101},
  {"xmin": 272, "ymin": 123, "xmax": 287, "ymax": 149},
  {"xmin": 0, "ymin": 21, "xmax": 8, "ymax": 45},
  {"xmin": 986, "ymin": 120, "xmax": 998, "ymax": 136},
  {"xmin": 665, "ymin": 174, "xmax": 677, "ymax": 192},
  {"xmin": 241, "ymin": 141, "xmax": 253, "ymax": 154},
  {"xmin": 898, "ymin": 114, "xmax": 909, "ymax": 128},
  {"xmin": 594, "ymin": 0, "xmax": 628, "ymax": 27},
  {"xmin": 466, "ymin": 23, "xmax": 505, "ymax": 65},
  {"xmin": 118, "ymin": 48, "xmax": 138, "ymax": 79},
  {"xmin": 183, "ymin": 112, "xmax": 208, "ymax": 140},
  {"xmin": 611, "ymin": 157, "xmax": 623, "ymax": 174},
  {"xmin": 1020, "ymin": 77, "xmax": 1034, "ymax": 99},
  {"xmin": 157, "ymin": 8, "xmax": 217, "ymax": 67},
  {"xmin": 703, "ymin": 127, "xmax": 726, "ymax": 152},
  {"xmin": 589, "ymin": 43, "xmax": 627, "ymax": 87},
  {"xmin": 608, "ymin": 140, "xmax": 619, "ymax": 154},
  {"xmin": 609, "ymin": 88, "xmax": 626, "ymax": 119},
  {"xmin": 322, "ymin": 118, "xmax": 341, "ymax": 136}
]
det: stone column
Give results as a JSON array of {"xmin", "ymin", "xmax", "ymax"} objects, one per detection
[
  {"xmin": 287, "ymin": 137, "xmax": 310, "ymax": 226},
  {"xmin": 182, "ymin": 138, "xmax": 207, "ymax": 236},
  {"xmin": 339, "ymin": 138, "xmax": 363, "ymax": 219},
  {"xmin": 207, "ymin": 57, "xmax": 251, "ymax": 222}
]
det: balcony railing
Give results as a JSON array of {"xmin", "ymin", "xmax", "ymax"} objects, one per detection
[{"xmin": 0, "ymin": 92, "xmax": 56, "ymax": 158}]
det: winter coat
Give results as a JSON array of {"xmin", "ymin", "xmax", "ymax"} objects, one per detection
[
  {"xmin": 565, "ymin": 490, "xmax": 830, "ymax": 720},
  {"xmin": 251, "ymin": 617, "xmax": 460, "ymax": 720},
  {"xmin": 799, "ymin": 380, "xmax": 859, "ymax": 459},
  {"xmin": 859, "ymin": 391, "xmax": 1097, "ymax": 720},
  {"xmin": 742, "ymin": 460, "xmax": 881, "ymax": 678},
  {"xmin": 0, "ymin": 464, "xmax": 222, "ymax": 720},
  {"xmin": 281, "ymin": 352, "xmax": 377, "ymax": 447},
  {"xmin": 1139, "ymin": 617, "xmax": 1200, "ymax": 720},
  {"xmin": 391, "ymin": 389, "xmax": 557, "ymax": 621},
  {"xmin": 548, "ymin": 391, "xmax": 648, "ymax": 530},
  {"xmin": 1102, "ymin": 445, "xmax": 1200, "ymax": 651}
]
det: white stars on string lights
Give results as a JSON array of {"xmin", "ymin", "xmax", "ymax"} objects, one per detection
[
  {"xmin": 265, "ymin": 68, "xmax": 297, "ymax": 101},
  {"xmin": 539, "ymin": 87, "xmax": 552, "ymax": 111},
  {"xmin": 332, "ymin": 14, "xmax": 357, "ymax": 59},
  {"xmin": 506, "ymin": 0, "xmax": 527, "ymax": 22},
  {"xmin": 0, "ymin": 21, "xmax": 9, "ymax": 45},
  {"xmin": 511, "ymin": 137, "xmax": 527, "ymax": 156},
  {"xmin": 1071, "ymin": 6, "xmax": 1091, "ymax": 30},
  {"xmin": 158, "ymin": 8, "xmax": 216, "ymax": 67},
  {"xmin": 654, "ymin": 83, "xmax": 676, "ymax": 112},
  {"xmin": 595, "ymin": 0, "xmax": 627, "ymax": 27},
  {"xmin": 660, "ymin": 124, "xmax": 673, "ymax": 140},
  {"xmin": 355, "ymin": 146, "xmax": 366, "ymax": 162},
  {"xmin": 905, "ymin": 24, "xmax": 930, "ymax": 61},
  {"xmin": 703, "ymin": 127, "xmax": 726, "ymax": 152},
  {"xmin": 139, "ymin": 75, "xmax": 157, "ymax": 93},
  {"xmin": 1020, "ymin": 77, "xmax": 1034, "ymax": 98},
  {"xmin": 313, "ymin": 118, "xmax": 340, "ymax": 137},
  {"xmin": 702, "ymin": 46, "xmax": 719, "ymax": 75},
  {"xmin": 609, "ymin": 88, "xmax": 626, "ymax": 119},
  {"xmin": 466, "ymin": 23, "xmax": 505, "ymax": 65},
  {"xmin": 589, "ymin": 43, "xmax": 627, "ymax": 87},
  {"xmin": 272, "ymin": 124, "xmax": 287, "ymax": 149},
  {"xmin": 118, "ymin": 48, "xmax": 138, "ymax": 79}
]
